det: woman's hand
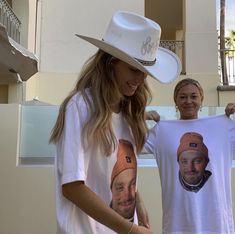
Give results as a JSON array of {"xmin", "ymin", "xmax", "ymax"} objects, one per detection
[
  {"xmin": 136, "ymin": 191, "xmax": 150, "ymax": 229},
  {"xmin": 225, "ymin": 103, "xmax": 235, "ymax": 117},
  {"xmin": 145, "ymin": 110, "xmax": 160, "ymax": 122},
  {"xmin": 136, "ymin": 201, "xmax": 150, "ymax": 228}
]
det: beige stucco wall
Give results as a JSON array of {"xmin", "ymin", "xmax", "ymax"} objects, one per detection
[
  {"xmin": 26, "ymin": 73, "xmax": 228, "ymax": 107},
  {"xmin": 26, "ymin": 72, "xmax": 78, "ymax": 105},
  {"xmin": 0, "ymin": 105, "xmax": 56, "ymax": 234},
  {"xmin": 38, "ymin": 0, "xmax": 144, "ymax": 73},
  {"xmin": 24, "ymin": 0, "xmax": 233, "ymax": 107},
  {"xmin": 184, "ymin": 0, "xmax": 218, "ymax": 75},
  {"xmin": 4, "ymin": 0, "xmax": 233, "ymax": 106},
  {"xmin": 145, "ymin": 0, "xmax": 182, "ymax": 40},
  {"xmin": 147, "ymin": 74, "xmax": 221, "ymax": 106},
  {"xmin": 12, "ymin": 0, "xmax": 29, "ymax": 48},
  {"xmin": 218, "ymin": 90, "xmax": 235, "ymax": 106},
  {"xmin": 0, "ymin": 85, "xmax": 8, "ymax": 103}
]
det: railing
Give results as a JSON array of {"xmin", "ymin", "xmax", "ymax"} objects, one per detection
[
  {"xmin": 0, "ymin": 0, "xmax": 21, "ymax": 43},
  {"xmin": 160, "ymin": 40, "xmax": 185, "ymax": 74},
  {"xmin": 160, "ymin": 42, "xmax": 235, "ymax": 83},
  {"xmin": 218, "ymin": 49, "xmax": 235, "ymax": 85}
]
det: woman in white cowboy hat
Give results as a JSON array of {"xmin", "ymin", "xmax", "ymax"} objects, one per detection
[{"xmin": 50, "ymin": 10, "xmax": 181, "ymax": 234}]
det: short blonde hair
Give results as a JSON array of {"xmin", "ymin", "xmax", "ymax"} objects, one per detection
[{"xmin": 173, "ymin": 78, "xmax": 204, "ymax": 104}]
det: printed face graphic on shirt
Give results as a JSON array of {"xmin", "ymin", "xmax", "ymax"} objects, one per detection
[
  {"xmin": 178, "ymin": 151, "xmax": 208, "ymax": 184},
  {"xmin": 110, "ymin": 139, "xmax": 137, "ymax": 220},
  {"xmin": 177, "ymin": 132, "xmax": 212, "ymax": 192},
  {"xmin": 111, "ymin": 168, "xmax": 136, "ymax": 219}
]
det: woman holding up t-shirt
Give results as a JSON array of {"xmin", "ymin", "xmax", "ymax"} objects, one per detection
[{"xmin": 145, "ymin": 78, "xmax": 235, "ymax": 234}]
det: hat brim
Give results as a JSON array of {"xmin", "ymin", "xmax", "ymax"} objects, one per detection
[{"xmin": 76, "ymin": 34, "xmax": 181, "ymax": 83}]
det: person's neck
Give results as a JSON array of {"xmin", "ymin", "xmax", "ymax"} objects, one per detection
[
  {"xmin": 180, "ymin": 115, "xmax": 198, "ymax": 120},
  {"xmin": 111, "ymin": 103, "xmax": 121, "ymax": 113}
]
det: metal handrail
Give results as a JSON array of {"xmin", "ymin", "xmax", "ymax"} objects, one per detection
[
  {"xmin": 0, "ymin": 0, "xmax": 21, "ymax": 43},
  {"xmin": 218, "ymin": 49, "xmax": 235, "ymax": 85},
  {"xmin": 160, "ymin": 40, "xmax": 185, "ymax": 74}
]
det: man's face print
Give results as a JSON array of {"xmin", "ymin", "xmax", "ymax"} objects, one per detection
[
  {"xmin": 178, "ymin": 150, "xmax": 208, "ymax": 185},
  {"xmin": 110, "ymin": 139, "xmax": 137, "ymax": 219},
  {"xmin": 177, "ymin": 132, "xmax": 212, "ymax": 192},
  {"xmin": 111, "ymin": 168, "xmax": 136, "ymax": 219}
]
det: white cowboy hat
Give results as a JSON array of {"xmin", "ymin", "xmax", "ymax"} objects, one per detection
[{"xmin": 76, "ymin": 11, "xmax": 181, "ymax": 83}]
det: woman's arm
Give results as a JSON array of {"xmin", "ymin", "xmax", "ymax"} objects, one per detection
[{"xmin": 62, "ymin": 181, "xmax": 153, "ymax": 234}]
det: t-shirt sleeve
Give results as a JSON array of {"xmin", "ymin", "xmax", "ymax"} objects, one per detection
[
  {"xmin": 57, "ymin": 96, "xmax": 89, "ymax": 185},
  {"xmin": 228, "ymin": 116, "xmax": 235, "ymax": 157},
  {"xmin": 228, "ymin": 117, "xmax": 235, "ymax": 140},
  {"xmin": 143, "ymin": 124, "xmax": 158, "ymax": 155}
]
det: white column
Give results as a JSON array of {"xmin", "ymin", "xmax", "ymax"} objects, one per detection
[{"xmin": 184, "ymin": 0, "xmax": 218, "ymax": 75}]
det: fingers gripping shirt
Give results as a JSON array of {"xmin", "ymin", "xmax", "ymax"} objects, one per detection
[{"xmin": 145, "ymin": 115, "xmax": 235, "ymax": 234}]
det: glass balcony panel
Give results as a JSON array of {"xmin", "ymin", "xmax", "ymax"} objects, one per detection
[
  {"xmin": 18, "ymin": 105, "xmax": 235, "ymax": 166},
  {"xmin": 19, "ymin": 105, "xmax": 59, "ymax": 165}
]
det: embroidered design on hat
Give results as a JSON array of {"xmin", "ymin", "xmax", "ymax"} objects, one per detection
[
  {"xmin": 189, "ymin": 142, "xmax": 198, "ymax": 148},
  {"xmin": 141, "ymin": 36, "xmax": 158, "ymax": 57},
  {"xmin": 125, "ymin": 156, "xmax": 132, "ymax": 163}
]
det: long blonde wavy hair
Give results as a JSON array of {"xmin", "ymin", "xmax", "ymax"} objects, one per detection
[{"xmin": 49, "ymin": 50, "xmax": 152, "ymax": 155}]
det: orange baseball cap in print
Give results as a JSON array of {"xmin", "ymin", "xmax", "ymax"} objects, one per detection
[
  {"xmin": 111, "ymin": 139, "xmax": 137, "ymax": 187},
  {"xmin": 177, "ymin": 132, "xmax": 208, "ymax": 161}
]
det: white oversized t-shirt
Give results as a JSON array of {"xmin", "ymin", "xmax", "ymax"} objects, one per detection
[
  {"xmin": 55, "ymin": 93, "xmax": 138, "ymax": 234},
  {"xmin": 145, "ymin": 115, "xmax": 235, "ymax": 234}
]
